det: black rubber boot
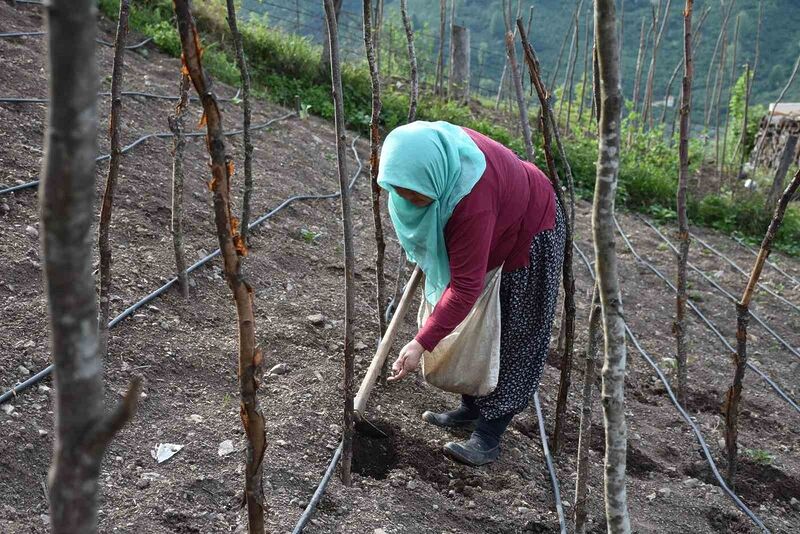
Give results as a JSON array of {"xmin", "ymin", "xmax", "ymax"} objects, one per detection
[
  {"xmin": 422, "ymin": 395, "xmax": 480, "ymax": 430},
  {"xmin": 443, "ymin": 413, "xmax": 513, "ymax": 467}
]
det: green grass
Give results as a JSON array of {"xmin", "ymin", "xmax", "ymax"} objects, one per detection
[{"xmin": 98, "ymin": 0, "xmax": 800, "ymax": 256}]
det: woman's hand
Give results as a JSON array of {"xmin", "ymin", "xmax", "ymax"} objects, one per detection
[{"xmin": 388, "ymin": 339, "xmax": 425, "ymax": 382}]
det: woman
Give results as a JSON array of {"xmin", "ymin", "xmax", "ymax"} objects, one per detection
[{"xmin": 378, "ymin": 121, "xmax": 566, "ymax": 467}]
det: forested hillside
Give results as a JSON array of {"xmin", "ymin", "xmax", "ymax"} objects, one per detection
[{"xmin": 245, "ymin": 0, "xmax": 800, "ymax": 115}]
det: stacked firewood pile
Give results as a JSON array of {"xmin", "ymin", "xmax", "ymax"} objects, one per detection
[{"xmin": 750, "ymin": 114, "xmax": 800, "ymax": 171}]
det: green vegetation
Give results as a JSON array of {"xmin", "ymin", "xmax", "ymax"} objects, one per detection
[
  {"xmin": 98, "ymin": 0, "xmax": 800, "ymax": 255},
  {"xmin": 743, "ymin": 448, "xmax": 775, "ymax": 466}
]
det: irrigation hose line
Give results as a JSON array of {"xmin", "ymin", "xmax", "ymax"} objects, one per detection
[
  {"xmin": 0, "ymin": 31, "xmax": 153, "ymax": 50},
  {"xmin": 0, "ymin": 131, "xmax": 362, "ymax": 405},
  {"xmin": 690, "ymin": 232, "xmax": 800, "ymax": 314},
  {"xmin": 0, "ymin": 89, "xmax": 241, "ymax": 105},
  {"xmin": 0, "ymin": 111, "xmax": 293, "ymax": 196},
  {"xmin": 732, "ymin": 235, "xmax": 800, "ymax": 288},
  {"xmin": 571, "ymin": 244, "xmax": 770, "ymax": 533},
  {"xmin": 638, "ymin": 217, "xmax": 800, "ymax": 361},
  {"xmin": 533, "ymin": 391, "xmax": 567, "ymax": 534},
  {"xmin": 617, "ymin": 218, "xmax": 800, "ymax": 413}
]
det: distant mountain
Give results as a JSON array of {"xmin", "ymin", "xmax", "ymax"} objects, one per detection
[{"xmin": 245, "ymin": 0, "xmax": 800, "ymax": 118}]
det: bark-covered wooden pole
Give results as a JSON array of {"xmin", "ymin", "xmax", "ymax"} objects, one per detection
[
  {"xmin": 98, "ymin": 0, "xmax": 130, "ymax": 355},
  {"xmin": 627, "ymin": 17, "xmax": 650, "ymax": 147},
  {"xmin": 323, "ymin": 0, "xmax": 357, "ymax": 486},
  {"xmin": 172, "ymin": 2, "xmax": 267, "ymax": 530},
  {"xmin": 435, "ymin": 0, "xmax": 446, "ymax": 95},
  {"xmin": 557, "ymin": 7, "xmax": 580, "ymax": 126},
  {"xmin": 516, "ymin": 19, "xmax": 577, "ymax": 455},
  {"xmin": 642, "ymin": 0, "xmax": 672, "ymax": 128},
  {"xmin": 720, "ymin": 14, "xmax": 740, "ymax": 180},
  {"xmin": 724, "ymin": 169, "xmax": 800, "ymax": 486},
  {"xmin": 399, "ymin": 0, "xmax": 418, "ymax": 123},
  {"xmin": 168, "ymin": 73, "xmax": 190, "ymax": 298},
  {"xmin": 674, "ymin": 0, "xmax": 694, "ymax": 407},
  {"xmin": 577, "ymin": 8, "xmax": 592, "ymax": 129},
  {"xmin": 702, "ymin": 1, "xmax": 733, "ymax": 134},
  {"xmin": 450, "ymin": 25, "xmax": 470, "ymax": 103},
  {"xmin": 43, "ymin": 1, "xmax": 141, "ymax": 532},
  {"xmin": 563, "ymin": 8, "xmax": 582, "ymax": 135},
  {"xmin": 503, "ymin": 0, "xmax": 533, "ymax": 161},
  {"xmin": 574, "ymin": 284, "xmax": 601, "ymax": 534},
  {"xmin": 225, "ymin": 0, "xmax": 254, "ymax": 246},
  {"xmin": 363, "ymin": 0, "xmax": 388, "ymax": 383},
  {"xmin": 594, "ymin": 0, "xmax": 631, "ymax": 530}
]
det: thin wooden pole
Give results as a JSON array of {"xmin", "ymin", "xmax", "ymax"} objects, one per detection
[
  {"xmin": 503, "ymin": 0, "xmax": 534, "ymax": 160},
  {"xmin": 725, "ymin": 170, "xmax": 800, "ymax": 486},
  {"xmin": 674, "ymin": 0, "xmax": 694, "ymax": 408},
  {"xmin": 168, "ymin": 73, "xmax": 190, "ymax": 298},
  {"xmin": 323, "ymin": 0, "xmax": 356, "ymax": 487},
  {"xmin": 720, "ymin": 14, "xmax": 740, "ymax": 180},
  {"xmin": 98, "ymin": 0, "xmax": 130, "ymax": 356}
]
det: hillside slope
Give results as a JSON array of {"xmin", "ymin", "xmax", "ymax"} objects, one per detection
[{"xmin": 1, "ymin": 2, "xmax": 799, "ymax": 533}]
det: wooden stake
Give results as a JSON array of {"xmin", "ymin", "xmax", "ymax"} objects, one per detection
[
  {"xmin": 323, "ymin": 0, "xmax": 357, "ymax": 487},
  {"xmin": 503, "ymin": 0, "xmax": 534, "ymax": 160},
  {"xmin": 168, "ymin": 73, "xmax": 190, "ymax": 298},
  {"xmin": 725, "ymin": 169, "xmax": 800, "ymax": 486},
  {"xmin": 674, "ymin": 0, "xmax": 694, "ymax": 408},
  {"xmin": 173, "ymin": 2, "xmax": 266, "ymax": 528},
  {"xmin": 98, "ymin": 0, "xmax": 130, "ymax": 356}
]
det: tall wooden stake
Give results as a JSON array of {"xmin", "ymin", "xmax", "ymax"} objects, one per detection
[
  {"xmin": 400, "ymin": 0, "xmax": 418, "ymax": 123},
  {"xmin": 435, "ymin": 0, "xmax": 446, "ymax": 95},
  {"xmin": 225, "ymin": 0, "xmax": 254, "ymax": 246},
  {"xmin": 516, "ymin": 20, "xmax": 577, "ymax": 456},
  {"xmin": 674, "ymin": 0, "xmax": 694, "ymax": 408},
  {"xmin": 98, "ymin": 0, "xmax": 130, "ymax": 356},
  {"xmin": 43, "ymin": 1, "xmax": 140, "ymax": 531},
  {"xmin": 503, "ymin": 0, "xmax": 534, "ymax": 161},
  {"xmin": 720, "ymin": 14, "xmax": 740, "ymax": 180},
  {"xmin": 323, "ymin": 0, "xmax": 356, "ymax": 486},
  {"xmin": 594, "ymin": 1, "xmax": 631, "ymax": 530},
  {"xmin": 363, "ymin": 0, "xmax": 388, "ymax": 383},
  {"xmin": 642, "ymin": 0, "xmax": 672, "ymax": 128},
  {"xmin": 173, "ymin": 2, "xmax": 267, "ymax": 530},
  {"xmin": 724, "ymin": 170, "xmax": 800, "ymax": 486},
  {"xmin": 168, "ymin": 73, "xmax": 190, "ymax": 298}
]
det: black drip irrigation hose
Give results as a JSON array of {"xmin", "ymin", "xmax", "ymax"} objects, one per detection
[
  {"xmin": 0, "ymin": 111, "xmax": 293, "ymax": 196},
  {"xmin": 533, "ymin": 392, "xmax": 567, "ymax": 534},
  {"xmin": 571, "ymin": 243, "xmax": 770, "ymax": 533},
  {"xmin": 613, "ymin": 218, "xmax": 800, "ymax": 414},
  {"xmin": 638, "ymin": 217, "xmax": 800, "ymax": 361},
  {"xmin": 732, "ymin": 235, "xmax": 800, "ymax": 288},
  {"xmin": 0, "ymin": 133, "xmax": 363, "ymax": 405},
  {"xmin": 0, "ymin": 90, "xmax": 240, "ymax": 105},
  {"xmin": 0, "ymin": 31, "xmax": 153, "ymax": 50},
  {"xmin": 291, "ymin": 441, "xmax": 343, "ymax": 534},
  {"xmin": 690, "ymin": 232, "xmax": 800, "ymax": 314}
]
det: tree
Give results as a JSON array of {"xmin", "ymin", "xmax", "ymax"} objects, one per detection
[
  {"xmin": 323, "ymin": 0, "xmax": 357, "ymax": 486},
  {"xmin": 502, "ymin": 0, "xmax": 533, "ymax": 161},
  {"xmin": 168, "ymin": 73, "xmax": 191, "ymax": 298},
  {"xmin": 593, "ymin": 0, "xmax": 631, "ymax": 531},
  {"xmin": 321, "ymin": 0, "xmax": 343, "ymax": 77},
  {"xmin": 43, "ymin": 1, "xmax": 140, "ymax": 532},
  {"xmin": 98, "ymin": 0, "xmax": 130, "ymax": 355},
  {"xmin": 674, "ymin": 0, "xmax": 694, "ymax": 407},
  {"xmin": 172, "ymin": 1, "xmax": 267, "ymax": 531}
]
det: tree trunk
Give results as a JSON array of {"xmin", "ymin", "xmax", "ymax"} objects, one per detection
[
  {"xmin": 564, "ymin": 9, "xmax": 582, "ymax": 136},
  {"xmin": 557, "ymin": 10, "xmax": 579, "ymax": 126},
  {"xmin": 363, "ymin": 0, "xmax": 388, "ymax": 383},
  {"xmin": 374, "ymin": 0, "xmax": 384, "ymax": 74},
  {"xmin": 98, "ymin": 0, "xmax": 130, "ymax": 356},
  {"xmin": 720, "ymin": 14, "xmax": 740, "ymax": 181},
  {"xmin": 642, "ymin": 0, "xmax": 672, "ymax": 128},
  {"xmin": 225, "ymin": 0, "xmax": 254, "ymax": 246},
  {"xmin": 44, "ymin": 2, "xmax": 140, "ymax": 532},
  {"xmin": 593, "ymin": 1, "xmax": 631, "ymax": 531},
  {"xmin": 674, "ymin": 0, "xmax": 694, "ymax": 409},
  {"xmin": 447, "ymin": 0, "xmax": 457, "ymax": 98},
  {"xmin": 323, "ymin": 0, "xmax": 356, "ymax": 487},
  {"xmin": 736, "ymin": 63, "xmax": 752, "ymax": 178},
  {"xmin": 172, "ymin": 2, "xmax": 267, "ymax": 531},
  {"xmin": 516, "ymin": 20, "xmax": 577, "ymax": 456},
  {"xmin": 712, "ymin": 29, "xmax": 728, "ymax": 181},
  {"xmin": 702, "ymin": 1, "xmax": 733, "ymax": 134},
  {"xmin": 450, "ymin": 25, "xmax": 470, "ymax": 103},
  {"xmin": 627, "ymin": 17, "xmax": 650, "ymax": 147},
  {"xmin": 574, "ymin": 283, "xmax": 601, "ymax": 534},
  {"xmin": 321, "ymin": 0, "xmax": 343, "ymax": 77},
  {"xmin": 169, "ymin": 73, "xmax": 190, "ymax": 298},
  {"xmin": 503, "ymin": 0, "xmax": 533, "ymax": 161},
  {"xmin": 725, "ymin": 169, "xmax": 800, "ymax": 486},
  {"xmin": 765, "ymin": 133, "xmax": 798, "ymax": 211},
  {"xmin": 399, "ymin": 0, "xmax": 418, "ymax": 122},
  {"xmin": 435, "ymin": 0, "xmax": 446, "ymax": 95}
]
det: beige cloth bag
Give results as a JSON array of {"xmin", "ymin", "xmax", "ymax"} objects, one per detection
[{"xmin": 418, "ymin": 267, "xmax": 503, "ymax": 396}]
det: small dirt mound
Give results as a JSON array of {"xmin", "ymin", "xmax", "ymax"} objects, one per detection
[
  {"xmin": 352, "ymin": 420, "xmax": 397, "ymax": 479},
  {"xmin": 688, "ymin": 456, "xmax": 800, "ymax": 505},
  {"xmin": 706, "ymin": 506, "xmax": 752, "ymax": 533}
]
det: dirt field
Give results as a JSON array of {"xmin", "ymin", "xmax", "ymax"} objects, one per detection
[{"xmin": 1, "ymin": 3, "xmax": 799, "ymax": 533}]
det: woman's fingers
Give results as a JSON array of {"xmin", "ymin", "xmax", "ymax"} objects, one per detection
[{"xmin": 387, "ymin": 354, "xmax": 408, "ymax": 382}]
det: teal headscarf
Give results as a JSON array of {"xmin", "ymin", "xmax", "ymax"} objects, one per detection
[{"xmin": 377, "ymin": 121, "xmax": 487, "ymax": 305}]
